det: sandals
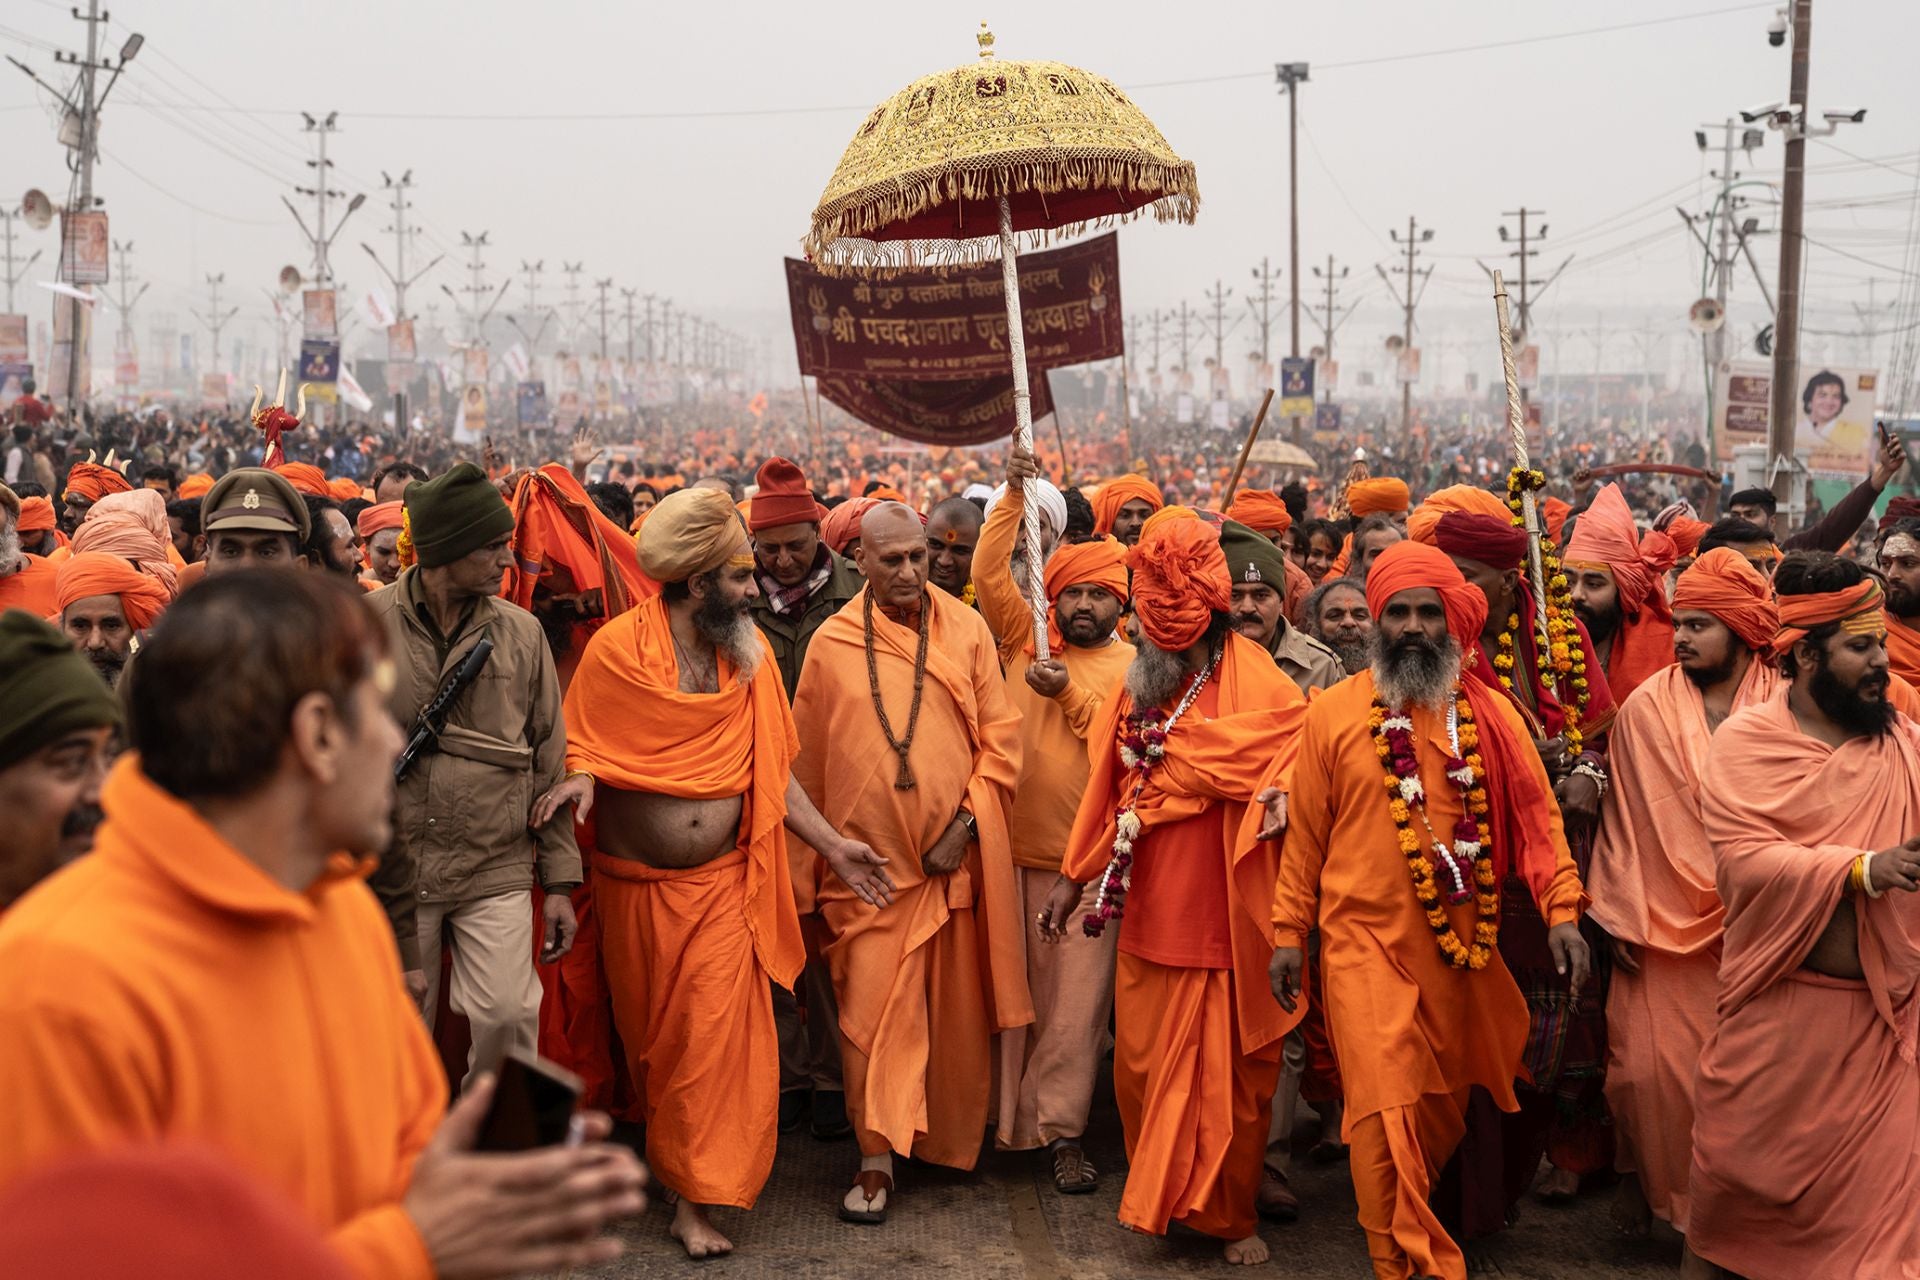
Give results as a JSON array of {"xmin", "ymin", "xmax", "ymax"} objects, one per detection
[
  {"xmin": 1257, "ymin": 1163, "xmax": 1300, "ymax": 1222},
  {"xmin": 838, "ymin": 1169, "xmax": 893, "ymax": 1224},
  {"xmin": 1050, "ymin": 1143, "xmax": 1098, "ymax": 1194}
]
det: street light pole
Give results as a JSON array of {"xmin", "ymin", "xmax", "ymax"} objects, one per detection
[
  {"xmin": 1276, "ymin": 62, "xmax": 1309, "ymax": 438},
  {"xmin": 1767, "ymin": 0, "xmax": 1812, "ymax": 515}
]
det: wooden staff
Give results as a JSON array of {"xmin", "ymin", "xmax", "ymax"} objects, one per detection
[
  {"xmin": 1493, "ymin": 271, "xmax": 1554, "ymax": 672},
  {"xmin": 1221, "ymin": 388, "xmax": 1276, "ymax": 507}
]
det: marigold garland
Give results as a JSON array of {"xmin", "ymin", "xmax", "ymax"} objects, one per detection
[
  {"xmin": 1504, "ymin": 467, "xmax": 1588, "ymax": 754},
  {"xmin": 396, "ymin": 508, "xmax": 418, "ymax": 570},
  {"xmin": 1370, "ymin": 689, "xmax": 1499, "ymax": 970}
]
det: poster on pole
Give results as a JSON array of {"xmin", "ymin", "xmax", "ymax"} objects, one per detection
[
  {"xmin": 463, "ymin": 347, "xmax": 490, "ymax": 387},
  {"xmin": 1714, "ymin": 360, "xmax": 1879, "ymax": 478},
  {"xmin": 516, "ymin": 380, "xmax": 550, "ymax": 429},
  {"xmin": 302, "ymin": 290, "xmax": 338, "ymax": 339},
  {"xmin": 1397, "ymin": 348, "xmax": 1423, "ymax": 385},
  {"xmin": 0, "ymin": 315, "xmax": 27, "ymax": 365},
  {"xmin": 1314, "ymin": 402, "xmax": 1343, "ymax": 438},
  {"xmin": 199, "ymin": 373, "xmax": 228, "ymax": 410},
  {"xmin": 455, "ymin": 384, "xmax": 487, "ymax": 443},
  {"xmin": 386, "ymin": 318, "xmax": 416, "ymax": 366},
  {"xmin": 299, "ymin": 338, "xmax": 341, "ymax": 386},
  {"xmin": 1279, "ymin": 356, "xmax": 1315, "ymax": 418},
  {"xmin": 1516, "ymin": 344, "xmax": 1540, "ymax": 390},
  {"xmin": 59, "ymin": 212, "xmax": 109, "ymax": 285}
]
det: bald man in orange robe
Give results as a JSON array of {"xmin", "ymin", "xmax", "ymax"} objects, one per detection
[
  {"xmin": 1689, "ymin": 555, "xmax": 1920, "ymax": 1279},
  {"xmin": 790, "ymin": 502, "xmax": 1030, "ymax": 1223},
  {"xmin": 1271, "ymin": 541, "xmax": 1588, "ymax": 1280},
  {"xmin": 1051, "ymin": 513, "xmax": 1306, "ymax": 1266},
  {"xmin": 541, "ymin": 487, "xmax": 887, "ymax": 1259},
  {"xmin": 1587, "ymin": 549, "xmax": 1779, "ymax": 1249},
  {"xmin": 1564, "ymin": 483, "xmax": 1677, "ymax": 702}
]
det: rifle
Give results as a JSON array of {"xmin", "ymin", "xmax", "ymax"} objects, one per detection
[{"xmin": 395, "ymin": 637, "xmax": 495, "ymax": 781}]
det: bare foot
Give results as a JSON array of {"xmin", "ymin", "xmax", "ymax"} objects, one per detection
[
  {"xmin": 1224, "ymin": 1234, "xmax": 1270, "ymax": 1265},
  {"xmin": 669, "ymin": 1200, "xmax": 734, "ymax": 1260},
  {"xmin": 1611, "ymin": 1173, "xmax": 1652, "ymax": 1238},
  {"xmin": 1534, "ymin": 1163, "xmax": 1580, "ymax": 1202}
]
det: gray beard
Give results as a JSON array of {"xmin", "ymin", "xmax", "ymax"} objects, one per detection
[
  {"xmin": 1325, "ymin": 638, "xmax": 1371, "ymax": 676},
  {"xmin": 1370, "ymin": 631, "xmax": 1463, "ymax": 712},
  {"xmin": 0, "ymin": 524, "xmax": 19, "ymax": 577},
  {"xmin": 694, "ymin": 594, "xmax": 762, "ymax": 683},
  {"xmin": 1125, "ymin": 640, "xmax": 1189, "ymax": 711}
]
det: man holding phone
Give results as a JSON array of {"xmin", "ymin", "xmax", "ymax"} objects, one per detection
[{"xmin": 0, "ymin": 572, "xmax": 645, "ymax": 1278}]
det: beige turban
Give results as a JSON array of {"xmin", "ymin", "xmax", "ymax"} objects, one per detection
[{"xmin": 638, "ymin": 487, "xmax": 749, "ymax": 582}]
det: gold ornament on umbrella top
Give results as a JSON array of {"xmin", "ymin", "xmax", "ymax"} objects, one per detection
[{"xmin": 805, "ymin": 23, "xmax": 1200, "ymax": 658}]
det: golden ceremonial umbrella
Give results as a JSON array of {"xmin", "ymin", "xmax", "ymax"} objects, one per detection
[{"xmin": 805, "ymin": 23, "xmax": 1198, "ymax": 658}]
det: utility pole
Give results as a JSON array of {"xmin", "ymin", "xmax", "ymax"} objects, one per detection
[
  {"xmin": 1580, "ymin": 312, "xmax": 1608, "ymax": 427},
  {"xmin": 1174, "ymin": 301, "xmax": 1193, "ymax": 380},
  {"xmin": 1379, "ymin": 217, "xmax": 1434, "ymax": 435},
  {"xmin": 1475, "ymin": 208, "xmax": 1571, "ymax": 412},
  {"xmin": 1276, "ymin": 61, "xmax": 1309, "ymax": 438},
  {"xmin": 359, "ymin": 169, "xmax": 441, "ymax": 429},
  {"xmin": 1200, "ymin": 279, "xmax": 1239, "ymax": 391},
  {"xmin": 102, "ymin": 239, "xmax": 147, "ymax": 321},
  {"xmin": 281, "ymin": 113, "xmax": 366, "ymax": 295},
  {"xmin": 0, "ymin": 207, "xmax": 41, "ymax": 315},
  {"xmin": 190, "ymin": 273, "xmax": 238, "ymax": 378},
  {"xmin": 1246, "ymin": 257, "xmax": 1279, "ymax": 369},
  {"xmin": 1148, "ymin": 308, "xmax": 1164, "ymax": 375},
  {"xmin": 643, "ymin": 294, "xmax": 658, "ymax": 365},
  {"xmin": 1310, "ymin": 255, "xmax": 1350, "ymax": 404},
  {"xmin": 1677, "ymin": 120, "xmax": 1759, "ymax": 453},
  {"xmin": 1854, "ymin": 280, "xmax": 1894, "ymax": 367},
  {"xmin": 1768, "ymin": 0, "xmax": 1812, "ymax": 514},
  {"xmin": 439, "ymin": 231, "xmax": 509, "ymax": 348},
  {"xmin": 620, "ymin": 288, "xmax": 639, "ymax": 368},
  {"xmin": 559, "ymin": 262, "xmax": 585, "ymax": 350}
]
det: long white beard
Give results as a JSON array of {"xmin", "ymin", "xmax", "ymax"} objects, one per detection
[
  {"xmin": 1125, "ymin": 640, "xmax": 1188, "ymax": 710},
  {"xmin": 694, "ymin": 597, "xmax": 762, "ymax": 683},
  {"xmin": 1370, "ymin": 631, "xmax": 1462, "ymax": 712}
]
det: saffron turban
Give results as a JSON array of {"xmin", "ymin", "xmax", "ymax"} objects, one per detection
[
  {"xmin": 1665, "ymin": 516, "xmax": 1710, "ymax": 558},
  {"xmin": 176, "ymin": 473, "xmax": 215, "ymax": 500},
  {"xmin": 55, "ymin": 551, "xmax": 171, "ymax": 631},
  {"xmin": 749, "ymin": 457, "xmax": 825, "ymax": 531},
  {"xmin": 1563, "ymin": 483, "xmax": 1677, "ymax": 610},
  {"xmin": 983, "ymin": 479, "xmax": 1068, "ymax": 539},
  {"xmin": 1092, "ymin": 474, "xmax": 1165, "ymax": 535},
  {"xmin": 1432, "ymin": 511, "xmax": 1529, "ymax": 570},
  {"xmin": 1672, "ymin": 547, "xmax": 1780, "ymax": 653},
  {"xmin": 821, "ymin": 497, "xmax": 878, "ymax": 555},
  {"xmin": 1224, "ymin": 489, "xmax": 1293, "ymax": 538},
  {"xmin": 327, "ymin": 476, "xmax": 363, "ymax": 502},
  {"xmin": 63, "ymin": 462, "xmax": 132, "ymax": 505},
  {"xmin": 637, "ymin": 486, "xmax": 747, "ymax": 583},
  {"xmin": 274, "ymin": 463, "xmax": 331, "ymax": 498},
  {"xmin": 1773, "ymin": 576, "xmax": 1885, "ymax": 656},
  {"xmin": 1127, "ymin": 515, "xmax": 1229, "ymax": 651},
  {"xmin": 1540, "ymin": 496, "xmax": 1571, "ymax": 544},
  {"xmin": 1407, "ymin": 484, "xmax": 1510, "ymax": 547},
  {"xmin": 1346, "ymin": 476, "xmax": 1411, "ymax": 517},
  {"xmin": 1043, "ymin": 536, "xmax": 1129, "ymax": 605},
  {"xmin": 868, "ymin": 485, "xmax": 908, "ymax": 505},
  {"xmin": 15, "ymin": 496, "xmax": 55, "ymax": 532},
  {"xmin": 1365, "ymin": 539, "xmax": 1488, "ymax": 649},
  {"xmin": 355, "ymin": 500, "xmax": 403, "ymax": 540},
  {"xmin": 71, "ymin": 489, "xmax": 178, "ymax": 597}
]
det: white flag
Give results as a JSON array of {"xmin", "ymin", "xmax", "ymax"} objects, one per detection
[
  {"xmin": 336, "ymin": 362, "xmax": 374, "ymax": 413},
  {"xmin": 359, "ymin": 287, "xmax": 396, "ymax": 330},
  {"xmin": 503, "ymin": 343, "xmax": 531, "ymax": 382}
]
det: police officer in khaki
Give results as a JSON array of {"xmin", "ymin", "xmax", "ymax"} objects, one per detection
[{"xmin": 366, "ymin": 463, "xmax": 582, "ymax": 1083}]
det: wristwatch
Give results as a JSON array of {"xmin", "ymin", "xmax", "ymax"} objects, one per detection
[{"xmin": 957, "ymin": 809, "xmax": 978, "ymax": 843}]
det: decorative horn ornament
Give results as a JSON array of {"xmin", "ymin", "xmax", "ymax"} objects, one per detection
[
  {"xmin": 295, "ymin": 383, "xmax": 310, "ymax": 421},
  {"xmin": 250, "ymin": 385, "xmax": 264, "ymax": 418}
]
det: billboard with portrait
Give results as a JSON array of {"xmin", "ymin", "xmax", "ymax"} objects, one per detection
[{"xmin": 1715, "ymin": 360, "xmax": 1879, "ymax": 478}]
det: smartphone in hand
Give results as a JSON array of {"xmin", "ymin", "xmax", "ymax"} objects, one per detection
[{"xmin": 475, "ymin": 1050, "xmax": 584, "ymax": 1152}]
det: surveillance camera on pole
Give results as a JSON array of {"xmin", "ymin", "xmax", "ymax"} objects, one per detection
[
  {"xmin": 1766, "ymin": 8, "xmax": 1789, "ymax": 46},
  {"xmin": 1740, "ymin": 102, "xmax": 1785, "ymax": 124}
]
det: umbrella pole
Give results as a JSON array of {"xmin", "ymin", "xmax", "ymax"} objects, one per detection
[{"xmin": 998, "ymin": 195, "xmax": 1049, "ymax": 661}]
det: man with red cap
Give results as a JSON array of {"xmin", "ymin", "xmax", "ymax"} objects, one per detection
[
  {"xmin": 1564, "ymin": 483, "xmax": 1677, "ymax": 702},
  {"xmin": 0, "ymin": 484, "xmax": 60, "ymax": 616},
  {"xmin": 1092, "ymin": 474, "xmax": 1164, "ymax": 546},
  {"xmin": 60, "ymin": 461, "xmax": 132, "ymax": 535},
  {"xmin": 1049, "ymin": 512, "xmax": 1307, "ymax": 1266},
  {"xmin": 744, "ymin": 455, "xmax": 862, "ymax": 1138},
  {"xmin": 1271, "ymin": 539, "xmax": 1589, "ymax": 1280},
  {"xmin": 55, "ymin": 551, "xmax": 171, "ymax": 687},
  {"xmin": 982, "ymin": 448, "xmax": 1134, "ymax": 1195},
  {"xmin": 1586, "ymin": 549, "xmax": 1778, "ymax": 1259}
]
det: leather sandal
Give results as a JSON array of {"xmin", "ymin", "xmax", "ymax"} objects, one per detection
[
  {"xmin": 838, "ymin": 1169, "xmax": 893, "ymax": 1224},
  {"xmin": 1050, "ymin": 1143, "xmax": 1098, "ymax": 1194},
  {"xmin": 1258, "ymin": 1163, "xmax": 1300, "ymax": 1222}
]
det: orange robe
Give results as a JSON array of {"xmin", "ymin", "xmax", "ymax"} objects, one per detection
[
  {"xmin": 0, "ymin": 758, "xmax": 446, "ymax": 1279},
  {"xmin": 1274, "ymin": 673, "xmax": 1583, "ymax": 1280},
  {"xmin": 1586, "ymin": 659, "xmax": 1777, "ymax": 1232},
  {"xmin": 789, "ymin": 586, "xmax": 1031, "ymax": 1167},
  {"xmin": 562, "ymin": 596, "xmax": 801, "ymax": 1208},
  {"xmin": 0, "ymin": 552, "xmax": 59, "ymax": 616},
  {"xmin": 1689, "ymin": 694, "xmax": 1920, "ymax": 1279},
  {"xmin": 1061, "ymin": 631, "xmax": 1307, "ymax": 1239},
  {"xmin": 1887, "ymin": 611, "xmax": 1920, "ymax": 688},
  {"xmin": 1600, "ymin": 600, "xmax": 1675, "ymax": 703}
]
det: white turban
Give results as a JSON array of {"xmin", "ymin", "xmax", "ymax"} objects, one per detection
[{"xmin": 984, "ymin": 478, "xmax": 1066, "ymax": 538}]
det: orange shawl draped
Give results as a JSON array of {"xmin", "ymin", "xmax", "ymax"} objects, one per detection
[{"xmin": 1887, "ymin": 613, "xmax": 1920, "ymax": 686}]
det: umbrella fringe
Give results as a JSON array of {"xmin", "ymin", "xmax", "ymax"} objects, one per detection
[{"xmin": 805, "ymin": 154, "xmax": 1197, "ymax": 276}]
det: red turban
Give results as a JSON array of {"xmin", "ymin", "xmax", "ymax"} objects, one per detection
[
  {"xmin": 1879, "ymin": 495, "xmax": 1920, "ymax": 533},
  {"xmin": 821, "ymin": 497, "xmax": 878, "ymax": 555},
  {"xmin": 355, "ymin": 500, "xmax": 404, "ymax": 539},
  {"xmin": 15, "ymin": 496, "xmax": 55, "ymax": 532},
  {"xmin": 1774, "ymin": 577, "xmax": 1885, "ymax": 656},
  {"xmin": 1407, "ymin": 484, "xmax": 1510, "ymax": 547},
  {"xmin": 274, "ymin": 462, "xmax": 330, "ymax": 498},
  {"xmin": 55, "ymin": 551, "xmax": 172, "ymax": 630},
  {"xmin": 1432, "ymin": 511, "xmax": 1529, "ymax": 569},
  {"xmin": 176, "ymin": 473, "xmax": 215, "ymax": 500},
  {"xmin": 749, "ymin": 457, "xmax": 825, "ymax": 531},
  {"xmin": 327, "ymin": 476, "xmax": 363, "ymax": 502},
  {"xmin": 1563, "ymin": 483, "xmax": 1676, "ymax": 611},
  {"xmin": 1672, "ymin": 547, "xmax": 1780, "ymax": 652},
  {"xmin": 72, "ymin": 489, "xmax": 178, "ymax": 597},
  {"xmin": 1127, "ymin": 516, "xmax": 1228, "ymax": 651},
  {"xmin": 1093, "ymin": 474, "xmax": 1165, "ymax": 536},
  {"xmin": 1224, "ymin": 489, "xmax": 1292, "ymax": 538},
  {"xmin": 63, "ymin": 461, "xmax": 132, "ymax": 504},
  {"xmin": 1365, "ymin": 540, "xmax": 1488, "ymax": 649},
  {"xmin": 1346, "ymin": 476, "xmax": 1411, "ymax": 517}
]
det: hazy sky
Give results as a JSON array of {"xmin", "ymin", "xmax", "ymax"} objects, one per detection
[{"xmin": 2, "ymin": 0, "xmax": 1914, "ymax": 388}]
